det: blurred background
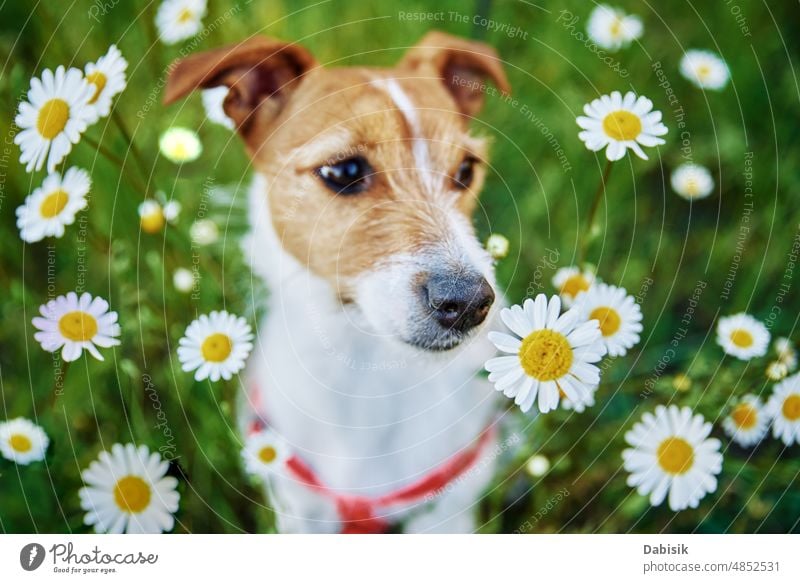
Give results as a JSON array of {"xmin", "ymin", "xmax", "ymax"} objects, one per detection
[{"xmin": 0, "ymin": 0, "xmax": 798, "ymax": 533}]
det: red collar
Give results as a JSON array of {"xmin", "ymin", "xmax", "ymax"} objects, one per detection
[{"xmin": 246, "ymin": 383, "xmax": 496, "ymax": 534}]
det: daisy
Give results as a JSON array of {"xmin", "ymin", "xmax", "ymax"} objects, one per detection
[
  {"xmin": 190, "ymin": 219, "xmax": 219, "ymax": 245},
  {"xmin": 671, "ymin": 163, "xmax": 714, "ymax": 200},
  {"xmin": 173, "ymin": 268, "xmax": 195, "ymax": 293},
  {"xmin": 155, "ymin": 0, "xmax": 207, "ymax": 45},
  {"xmin": 32, "ymin": 292, "xmax": 121, "ymax": 362},
  {"xmin": 766, "ymin": 361, "xmax": 788, "ymax": 381},
  {"xmin": 766, "ymin": 373, "xmax": 800, "ymax": 446},
  {"xmin": 138, "ymin": 200, "xmax": 165, "ymax": 234},
  {"xmin": 159, "ymin": 127, "xmax": 202, "ymax": 163},
  {"xmin": 15, "ymin": 66, "xmax": 95, "ymax": 173},
  {"xmin": 201, "ymin": 87, "xmax": 235, "ymax": 129},
  {"xmin": 485, "ymin": 294, "xmax": 604, "ymax": 414},
  {"xmin": 242, "ymin": 430, "xmax": 290, "ymax": 479},
  {"xmin": 722, "ymin": 394, "xmax": 769, "ymax": 447},
  {"xmin": 0, "ymin": 418, "xmax": 49, "ymax": 465},
  {"xmin": 525, "ymin": 454, "xmax": 550, "ymax": 478},
  {"xmin": 560, "ymin": 387, "xmax": 595, "ymax": 413},
  {"xmin": 679, "ymin": 50, "xmax": 730, "ymax": 91},
  {"xmin": 84, "ymin": 45, "xmax": 128, "ymax": 122},
  {"xmin": 163, "ymin": 200, "xmax": 181, "ymax": 222},
  {"xmin": 716, "ymin": 313, "xmax": 770, "ymax": 361},
  {"xmin": 79, "ymin": 443, "xmax": 180, "ymax": 534},
  {"xmin": 177, "ymin": 311, "xmax": 253, "ymax": 381},
  {"xmin": 774, "ymin": 337, "xmax": 797, "ymax": 371},
  {"xmin": 586, "ymin": 4, "xmax": 643, "ymax": 51},
  {"xmin": 623, "ymin": 405, "xmax": 722, "ymax": 511},
  {"xmin": 552, "ymin": 266, "xmax": 596, "ymax": 307},
  {"xmin": 577, "ymin": 91, "xmax": 668, "ymax": 161},
  {"xmin": 486, "ymin": 233, "xmax": 510, "ymax": 260},
  {"xmin": 575, "ymin": 283, "xmax": 643, "ymax": 357},
  {"xmin": 16, "ymin": 167, "xmax": 91, "ymax": 242}
]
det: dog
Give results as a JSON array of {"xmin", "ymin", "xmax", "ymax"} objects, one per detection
[{"xmin": 165, "ymin": 31, "xmax": 511, "ymax": 533}]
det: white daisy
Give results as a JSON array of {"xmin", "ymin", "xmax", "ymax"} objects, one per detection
[
  {"xmin": 577, "ymin": 91, "xmax": 668, "ymax": 161},
  {"xmin": 32, "ymin": 292, "xmax": 121, "ymax": 362},
  {"xmin": 138, "ymin": 200, "xmax": 166, "ymax": 234},
  {"xmin": 485, "ymin": 233, "xmax": 510, "ymax": 260},
  {"xmin": 722, "ymin": 394, "xmax": 769, "ymax": 448},
  {"xmin": 0, "ymin": 418, "xmax": 49, "ymax": 465},
  {"xmin": 14, "ymin": 66, "xmax": 95, "ymax": 173},
  {"xmin": 190, "ymin": 219, "xmax": 219, "ymax": 245},
  {"xmin": 774, "ymin": 337, "xmax": 797, "ymax": 371},
  {"xmin": 16, "ymin": 167, "xmax": 91, "ymax": 243},
  {"xmin": 242, "ymin": 430, "xmax": 290, "ymax": 479},
  {"xmin": 79, "ymin": 443, "xmax": 180, "ymax": 534},
  {"xmin": 159, "ymin": 127, "xmax": 202, "ymax": 163},
  {"xmin": 716, "ymin": 313, "xmax": 770, "ymax": 361},
  {"xmin": 201, "ymin": 87, "xmax": 235, "ymax": 129},
  {"xmin": 525, "ymin": 454, "xmax": 550, "ymax": 478},
  {"xmin": 485, "ymin": 294, "xmax": 604, "ymax": 414},
  {"xmin": 671, "ymin": 163, "xmax": 714, "ymax": 200},
  {"xmin": 575, "ymin": 283, "xmax": 643, "ymax": 357},
  {"xmin": 679, "ymin": 50, "xmax": 730, "ymax": 91},
  {"xmin": 560, "ymin": 387, "xmax": 596, "ymax": 413},
  {"xmin": 552, "ymin": 266, "xmax": 596, "ymax": 308},
  {"xmin": 173, "ymin": 268, "xmax": 195, "ymax": 293},
  {"xmin": 84, "ymin": 44, "xmax": 128, "ymax": 122},
  {"xmin": 766, "ymin": 373, "xmax": 800, "ymax": 446},
  {"xmin": 163, "ymin": 200, "xmax": 181, "ymax": 222},
  {"xmin": 155, "ymin": 0, "xmax": 207, "ymax": 45},
  {"xmin": 623, "ymin": 405, "xmax": 722, "ymax": 511},
  {"xmin": 587, "ymin": 4, "xmax": 643, "ymax": 51},
  {"xmin": 766, "ymin": 361, "xmax": 789, "ymax": 381},
  {"xmin": 177, "ymin": 311, "xmax": 253, "ymax": 382}
]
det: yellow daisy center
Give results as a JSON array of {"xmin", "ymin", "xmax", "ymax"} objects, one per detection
[
  {"xmin": 730, "ymin": 329, "xmax": 754, "ymax": 348},
  {"xmin": 609, "ymin": 19, "xmax": 622, "ymax": 38},
  {"xmin": 518, "ymin": 329, "xmax": 573, "ymax": 381},
  {"xmin": 37, "ymin": 98, "xmax": 70, "ymax": 140},
  {"xmin": 140, "ymin": 207, "xmax": 165, "ymax": 234},
  {"xmin": 602, "ymin": 110, "xmax": 642, "ymax": 141},
  {"xmin": 201, "ymin": 333, "xmax": 233, "ymax": 363},
  {"xmin": 39, "ymin": 189, "xmax": 69, "ymax": 218},
  {"xmin": 683, "ymin": 178, "xmax": 699, "ymax": 196},
  {"xmin": 258, "ymin": 445, "xmax": 277, "ymax": 464},
  {"xmin": 782, "ymin": 395, "xmax": 800, "ymax": 421},
  {"xmin": 731, "ymin": 403, "xmax": 758, "ymax": 430},
  {"xmin": 656, "ymin": 437, "xmax": 694, "ymax": 475},
  {"xmin": 560, "ymin": 274, "xmax": 590, "ymax": 298},
  {"xmin": 113, "ymin": 475, "xmax": 151, "ymax": 514},
  {"xmin": 590, "ymin": 306, "xmax": 621, "ymax": 337},
  {"xmin": 58, "ymin": 310, "xmax": 98, "ymax": 342},
  {"xmin": 696, "ymin": 64, "xmax": 711, "ymax": 79},
  {"xmin": 9, "ymin": 434, "xmax": 33, "ymax": 453},
  {"xmin": 86, "ymin": 71, "xmax": 108, "ymax": 105},
  {"xmin": 178, "ymin": 8, "xmax": 193, "ymax": 23}
]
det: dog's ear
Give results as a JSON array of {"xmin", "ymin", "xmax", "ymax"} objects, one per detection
[
  {"xmin": 398, "ymin": 31, "xmax": 510, "ymax": 117},
  {"xmin": 163, "ymin": 36, "xmax": 316, "ymax": 141}
]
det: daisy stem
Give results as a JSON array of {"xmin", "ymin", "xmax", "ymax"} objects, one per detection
[
  {"xmin": 579, "ymin": 159, "xmax": 613, "ymax": 264},
  {"xmin": 111, "ymin": 109, "xmax": 154, "ymax": 191},
  {"xmin": 81, "ymin": 134, "xmax": 150, "ymax": 195}
]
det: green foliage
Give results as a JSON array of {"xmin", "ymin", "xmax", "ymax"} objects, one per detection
[{"xmin": 0, "ymin": 0, "xmax": 798, "ymax": 533}]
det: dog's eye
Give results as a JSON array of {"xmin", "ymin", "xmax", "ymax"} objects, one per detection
[
  {"xmin": 453, "ymin": 156, "xmax": 478, "ymax": 190},
  {"xmin": 316, "ymin": 156, "xmax": 373, "ymax": 195}
]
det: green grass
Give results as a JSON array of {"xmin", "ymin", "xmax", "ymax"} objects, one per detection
[{"xmin": 1, "ymin": 0, "xmax": 799, "ymax": 533}]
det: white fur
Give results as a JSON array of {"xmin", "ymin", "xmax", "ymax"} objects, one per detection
[{"xmin": 242, "ymin": 174, "xmax": 502, "ymax": 533}]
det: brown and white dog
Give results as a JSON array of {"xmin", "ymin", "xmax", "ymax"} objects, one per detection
[{"xmin": 165, "ymin": 31, "xmax": 510, "ymax": 533}]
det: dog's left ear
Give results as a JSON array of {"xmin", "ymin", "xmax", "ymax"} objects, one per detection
[
  {"xmin": 398, "ymin": 31, "xmax": 510, "ymax": 117},
  {"xmin": 163, "ymin": 36, "xmax": 316, "ymax": 145}
]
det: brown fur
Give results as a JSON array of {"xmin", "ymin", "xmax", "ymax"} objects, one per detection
[{"xmin": 164, "ymin": 32, "xmax": 510, "ymax": 299}]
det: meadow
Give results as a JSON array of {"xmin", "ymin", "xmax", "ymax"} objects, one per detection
[{"xmin": 0, "ymin": 0, "xmax": 798, "ymax": 533}]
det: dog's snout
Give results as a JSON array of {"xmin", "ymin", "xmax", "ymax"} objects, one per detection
[{"xmin": 423, "ymin": 272, "xmax": 495, "ymax": 333}]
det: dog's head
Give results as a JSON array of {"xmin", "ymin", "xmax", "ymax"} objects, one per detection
[{"xmin": 165, "ymin": 32, "xmax": 510, "ymax": 351}]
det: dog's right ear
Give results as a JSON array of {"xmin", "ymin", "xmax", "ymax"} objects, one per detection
[{"xmin": 163, "ymin": 36, "xmax": 316, "ymax": 144}]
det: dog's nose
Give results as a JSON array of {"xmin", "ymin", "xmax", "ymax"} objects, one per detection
[{"xmin": 424, "ymin": 272, "xmax": 495, "ymax": 332}]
